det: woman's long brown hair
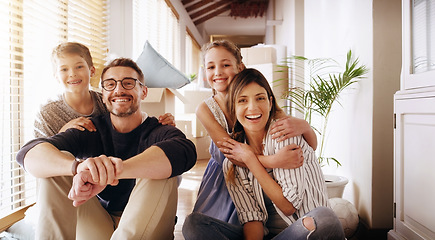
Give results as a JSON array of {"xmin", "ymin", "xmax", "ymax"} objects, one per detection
[{"xmin": 225, "ymin": 68, "xmax": 280, "ymax": 183}]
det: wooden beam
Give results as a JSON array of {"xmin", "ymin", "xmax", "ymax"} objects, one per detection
[
  {"xmin": 194, "ymin": 4, "xmax": 231, "ymax": 25},
  {"xmin": 190, "ymin": 0, "xmax": 230, "ymax": 20},
  {"xmin": 186, "ymin": 0, "xmax": 213, "ymax": 13},
  {"xmin": 182, "ymin": 0, "xmax": 197, "ymax": 5}
]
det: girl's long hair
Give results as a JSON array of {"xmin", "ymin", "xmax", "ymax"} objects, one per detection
[{"xmin": 225, "ymin": 68, "xmax": 280, "ymax": 183}]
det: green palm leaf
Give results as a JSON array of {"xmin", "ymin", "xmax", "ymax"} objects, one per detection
[{"xmin": 283, "ymin": 50, "xmax": 368, "ymax": 166}]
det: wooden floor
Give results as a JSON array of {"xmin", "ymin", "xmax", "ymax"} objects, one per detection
[{"xmin": 174, "ymin": 159, "xmax": 208, "ymax": 240}]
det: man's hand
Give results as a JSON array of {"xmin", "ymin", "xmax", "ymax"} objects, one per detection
[
  {"xmin": 158, "ymin": 113, "xmax": 176, "ymax": 126},
  {"xmin": 68, "ymin": 170, "xmax": 109, "ymax": 207},
  {"xmin": 76, "ymin": 155, "xmax": 123, "ymax": 186}
]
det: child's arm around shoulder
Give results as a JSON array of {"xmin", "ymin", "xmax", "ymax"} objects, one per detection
[
  {"xmin": 257, "ymin": 131, "xmax": 304, "ymax": 169},
  {"xmin": 196, "ymin": 101, "xmax": 246, "ymax": 167},
  {"xmin": 196, "ymin": 101, "xmax": 231, "ymax": 148},
  {"xmin": 271, "ymin": 110, "xmax": 317, "ymax": 150}
]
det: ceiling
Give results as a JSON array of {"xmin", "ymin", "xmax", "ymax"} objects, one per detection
[{"xmin": 181, "ymin": 0, "xmax": 269, "ymax": 47}]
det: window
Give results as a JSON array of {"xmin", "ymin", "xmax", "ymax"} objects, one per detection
[
  {"xmin": 133, "ymin": 0, "xmax": 181, "ymax": 69},
  {"xmin": 0, "ymin": 0, "xmax": 107, "ymax": 230},
  {"xmin": 412, "ymin": 0, "xmax": 435, "ymax": 74},
  {"xmin": 185, "ymin": 31, "xmax": 201, "ymax": 78},
  {"xmin": 403, "ymin": 0, "xmax": 435, "ymax": 89}
]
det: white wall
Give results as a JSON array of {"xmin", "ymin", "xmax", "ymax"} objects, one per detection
[
  {"xmin": 271, "ymin": 0, "xmax": 304, "ymax": 57},
  {"xmin": 271, "ymin": 0, "xmax": 401, "ymax": 230},
  {"xmin": 274, "ymin": 2, "xmax": 373, "ymax": 215},
  {"xmin": 108, "ymin": 0, "xmax": 134, "ymax": 58},
  {"xmin": 303, "ymin": 0, "xmax": 375, "ymax": 228}
]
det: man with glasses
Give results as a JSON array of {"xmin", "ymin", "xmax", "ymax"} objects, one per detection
[{"xmin": 16, "ymin": 58, "xmax": 197, "ymax": 240}]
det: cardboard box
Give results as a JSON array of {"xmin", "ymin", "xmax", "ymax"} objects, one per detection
[
  {"xmin": 182, "ymin": 89, "xmax": 213, "ymax": 113},
  {"xmin": 175, "ymin": 120, "xmax": 194, "ymax": 138},
  {"xmin": 176, "ymin": 116, "xmax": 211, "ymax": 160},
  {"xmin": 190, "ymin": 136, "xmax": 211, "ymax": 160},
  {"xmin": 175, "ymin": 89, "xmax": 212, "ymax": 138},
  {"xmin": 141, "ymin": 88, "xmax": 187, "ymax": 118},
  {"xmin": 241, "ymin": 47, "xmax": 276, "ymax": 65},
  {"xmin": 176, "ymin": 113, "xmax": 207, "ymax": 138}
]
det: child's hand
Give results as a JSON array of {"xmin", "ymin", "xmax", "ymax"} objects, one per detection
[
  {"xmin": 60, "ymin": 117, "xmax": 96, "ymax": 133},
  {"xmin": 218, "ymin": 138, "xmax": 256, "ymax": 165},
  {"xmin": 158, "ymin": 113, "xmax": 176, "ymax": 126},
  {"xmin": 274, "ymin": 144, "xmax": 304, "ymax": 169},
  {"xmin": 270, "ymin": 116, "xmax": 309, "ymax": 142}
]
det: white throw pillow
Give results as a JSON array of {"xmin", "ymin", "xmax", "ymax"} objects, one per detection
[{"xmin": 136, "ymin": 41, "xmax": 190, "ymax": 88}]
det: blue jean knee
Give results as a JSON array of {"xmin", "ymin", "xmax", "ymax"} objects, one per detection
[
  {"xmin": 273, "ymin": 207, "xmax": 345, "ymax": 240},
  {"xmin": 182, "ymin": 212, "xmax": 243, "ymax": 240},
  {"xmin": 303, "ymin": 206, "xmax": 345, "ymax": 240}
]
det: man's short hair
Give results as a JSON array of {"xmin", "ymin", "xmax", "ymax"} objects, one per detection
[{"xmin": 101, "ymin": 58, "xmax": 145, "ymax": 85}]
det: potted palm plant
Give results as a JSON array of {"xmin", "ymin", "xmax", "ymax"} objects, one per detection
[{"xmin": 279, "ymin": 50, "xmax": 369, "ymax": 198}]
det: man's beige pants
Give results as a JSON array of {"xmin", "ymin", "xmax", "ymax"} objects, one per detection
[{"xmin": 36, "ymin": 176, "xmax": 178, "ymax": 240}]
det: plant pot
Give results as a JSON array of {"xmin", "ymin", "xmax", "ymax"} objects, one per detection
[{"xmin": 324, "ymin": 174, "xmax": 349, "ymax": 199}]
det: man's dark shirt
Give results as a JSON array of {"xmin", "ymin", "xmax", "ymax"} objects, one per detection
[{"xmin": 17, "ymin": 114, "xmax": 197, "ymax": 211}]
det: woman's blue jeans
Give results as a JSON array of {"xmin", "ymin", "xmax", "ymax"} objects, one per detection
[{"xmin": 182, "ymin": 206, "xmax": 345, "ymax": 240}]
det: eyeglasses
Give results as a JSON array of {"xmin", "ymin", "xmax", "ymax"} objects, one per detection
[{"xmin": 101, "ymin": 77, "xmax": 144, "ymax": 91}]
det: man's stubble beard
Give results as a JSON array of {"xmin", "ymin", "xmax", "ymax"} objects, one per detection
[{"xmin": 107, "ymin": 102, "xmax": 140, "ymax": 117}]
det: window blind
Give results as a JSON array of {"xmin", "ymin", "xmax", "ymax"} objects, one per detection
[
  {"xmin": 412, "ymin": 0, "xmax": 435, "ymax": 73},
  {"xmin": 185, "ymin": 31, "xmax": 201, "ymax": 77},
  {"xmin": 0, "ymin": 0, "xmax": 108, "ymax": 227},
  {"xmin": 0, "ymin": 0, "xmax": 33, "ymax": 220}
]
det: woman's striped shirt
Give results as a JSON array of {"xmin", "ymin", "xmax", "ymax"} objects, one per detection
[{"xmin": 223, "ymin": 124, "xmax": 329, "ymax": 231}]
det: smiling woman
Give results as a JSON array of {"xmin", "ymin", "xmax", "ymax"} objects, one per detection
[
  {"xmin": 223, "ymin": 68, "xmax": 342, "ymax": 239},
  {"xmin": 183, "ymin": 68, "xmax": 344, "ymax": 240}
]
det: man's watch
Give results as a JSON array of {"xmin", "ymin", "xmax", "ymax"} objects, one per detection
[{"xmin": 71, "ymin": 159, "xmax": 84, "ymax": 176}]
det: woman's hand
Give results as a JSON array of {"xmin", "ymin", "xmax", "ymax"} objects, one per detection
[
  {"xmin": 59, "ymin": 117, "xmax": 96, "ymax": 133},
  {"xmin": 158, "ymin": 113, "xmax": 176, "ymax": 126},
  {"xmin": 218, "ymin": 138, "xmax": 257, "ymax": 166}
]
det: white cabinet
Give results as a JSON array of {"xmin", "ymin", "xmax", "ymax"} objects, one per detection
[
  {"xmin": 388, "ymin": 0, "xmax": 435, "ymax": 239},
  {"xmin": 390, "ymin": 91, "xmax": 435, "ymax": 240}
]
